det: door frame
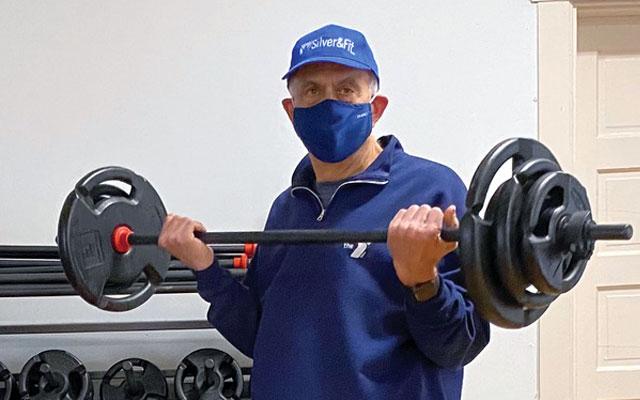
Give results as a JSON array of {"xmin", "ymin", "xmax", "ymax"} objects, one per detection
[{"xmin": 534, "ymin": 1, "xmax": 640, "ymax": 399}]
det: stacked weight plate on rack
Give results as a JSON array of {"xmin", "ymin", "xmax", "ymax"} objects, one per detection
[{"xmin": 0, "ymin": 349, "xmax": 248, "ymax": 400}]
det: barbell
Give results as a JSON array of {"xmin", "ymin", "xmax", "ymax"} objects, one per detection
[{"xmin": 56, "ymin": 138, "xmax": 633, "ymax": 328}]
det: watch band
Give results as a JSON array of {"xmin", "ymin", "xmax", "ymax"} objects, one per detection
[{"xmin": 411, "ymin": 275, "xmax": 440, "ymax": 302}]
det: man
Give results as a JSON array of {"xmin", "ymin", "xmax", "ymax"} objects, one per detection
[{"xmin": 159, "ymin": 24, "xmax": 490, "ymax": 400}]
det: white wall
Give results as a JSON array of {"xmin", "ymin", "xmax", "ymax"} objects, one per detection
[{"xmin": 0, "ymin": 1, "xmax": 539, "ymax": 398}]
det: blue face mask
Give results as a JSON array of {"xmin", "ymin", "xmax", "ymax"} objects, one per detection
[{"xmin": 293, "ymin": 99, "xmax": 373, "ymax": 163}]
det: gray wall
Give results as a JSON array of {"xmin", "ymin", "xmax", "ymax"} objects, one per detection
[{"xmin": 0, "ymin": 1, "xmax": 539, "ymax": 398}]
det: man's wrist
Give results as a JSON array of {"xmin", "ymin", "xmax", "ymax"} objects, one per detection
[{"xmin": 191, "ymin": 248, "xmax": 215, "ymax": 271}]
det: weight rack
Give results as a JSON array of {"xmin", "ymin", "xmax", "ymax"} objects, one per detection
[{"xmin": 0, "ymin": 245, "xmax": 253, "ymax": 400}]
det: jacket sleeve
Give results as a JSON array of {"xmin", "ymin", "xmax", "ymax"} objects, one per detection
[
  {"xmin": 194, "ymin": 246, "xmax": 264, "ymax": 358},
  {"xmin": 403, "ymin": 172, "xmax": 490, "ymax": 369}
]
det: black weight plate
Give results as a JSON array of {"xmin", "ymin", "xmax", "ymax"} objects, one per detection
[
  {"xmin": 52, "ymin": 185, "xmax": 123, "ymax": 253},
  {"xmin": 18, "ymin": 350, "xmax": 92, "ymax": 400},
  {"xmin": 495, "ymin": 158, "xmax": 561, "ymax": 309},
  {"xmin": 175, "ymin": 349, "xmax": 243, "ymax": 400},
  {"xmin": 462, "ymin": 182, "xmax": 546, "ymax": 329},
  {"xmin": 461, "ymin": 138, "xmax": 561, "ymax": 328},
  {"xmin": 466, "ymin": 138, "xmax": 559, "ymax": 215},
  {"xmin": 514, "ymin": 158, "xmax": 561, "ymax": 189},
  {"xmin": 493, "ymin": 179, "xmax": 557, "ymax": 310},
  {"xmin": 101, "ymin": 358, "xmax": 167, "ymax": 400},
  {"xmin": 0, "ymin": 361, "xmax": 14, "ymax": 400},
  {"xmin": 522, "ymin": 171, "xmax": 591, "ymax": 294},
  {"xmin": 58, "ymin": 167, "xmax": 170, "ymax": 311}
]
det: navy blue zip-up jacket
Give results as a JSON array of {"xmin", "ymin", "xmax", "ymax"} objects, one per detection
[{"xmin": 195, "ymin": 136, "xmax": 490, "ymax": 399}]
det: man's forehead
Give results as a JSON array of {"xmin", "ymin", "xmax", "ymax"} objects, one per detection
[{"xmin": 292, "ymin": 62, "xmax": 371, "ymax": 83}]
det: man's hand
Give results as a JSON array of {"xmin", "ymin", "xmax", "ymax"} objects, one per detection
[
  {"xmin": 158, "ymin": 214, "xmax": 214, "ymax": 271},
  {"xmin": 387, "ymin": 204, "xmax": 459, "ymax": 287}
]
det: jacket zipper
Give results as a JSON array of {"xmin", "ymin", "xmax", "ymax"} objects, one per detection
[{"xmin": 291, "ymin": 179, "xmax": 389, "ymax": 222}]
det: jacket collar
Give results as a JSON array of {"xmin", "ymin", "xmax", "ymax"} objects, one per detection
[{"xmin": 290, "ymin": 135, "xmax": 402, "ymax": 190}]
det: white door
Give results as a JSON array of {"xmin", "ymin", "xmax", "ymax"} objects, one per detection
[
  {"xmin": 538, "ymin": 3, "xmax": 640, "ymax": 398},
  {"xmin": 573, "ymin": 14, "xmax": 640, "ymax": 400}
]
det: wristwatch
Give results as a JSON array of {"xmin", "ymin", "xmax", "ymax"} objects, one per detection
[{"xmin": 410, "ymin": 275, "xmax": 440, "ymax": 302}]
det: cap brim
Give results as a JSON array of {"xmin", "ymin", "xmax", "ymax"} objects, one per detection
[{"xmin": 282, "ymin": 56, "xmax": 378, "ymax": 81}]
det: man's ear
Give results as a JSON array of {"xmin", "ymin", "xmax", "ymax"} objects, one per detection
[
  {"xmin": 371, "ymin": 96, "xmax": 389, "ymax": 125},
  {"xmin": 282, "ymin": 98, "xmax": 294, "ymax": 123}
]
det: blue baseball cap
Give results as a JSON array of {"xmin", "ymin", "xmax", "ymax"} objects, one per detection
[{"xmin": 282, "ymin": 24, "xmax": 380, "ymax": 85}]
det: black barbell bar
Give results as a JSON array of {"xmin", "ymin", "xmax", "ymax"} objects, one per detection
[
  {"xmin": 0, "ymin": 257, "xmax": 248, "ymax": 276},
  {"xmin": 0, "ymin": 272, "xmax": 248, "ymax": 298},
  {"xmin": 0, "ymin": 260, "xmax": 247, "ymax": 284},
  {"xmin": 121, "ymin": 222, "xmax": 631, "ymax": 251},
  {"xmin": 0, "ymin": 243, "xmax": 257, "ymax": 260},
  {"xmin": 585, "ymin": 222, "xmax": 634, "ymax": 241},
  {"xmin": 134, "ymin": 229, "xmax": 392, "ymax": 246},
  {"xmin": 0, "ymin": 281, "xmax": 199, "ymax": 298},
  {"xmin": 0, "ymin": 245, "xmax": 60, "ymax": 259}
]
